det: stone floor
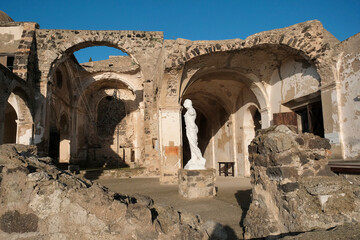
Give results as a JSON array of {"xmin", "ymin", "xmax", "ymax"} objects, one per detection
[{"xmin": 96, "ymin": 176, "xmax": 252, "ymax": 239}]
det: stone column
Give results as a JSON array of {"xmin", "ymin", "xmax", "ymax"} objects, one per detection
[
  {"xmin": 16, "ymin": 120, "xmax": 33, "ymax": 145},
  {"xmin": 260, "ymin": 107, "xmax": 271, "ymax": 128},
  {"xmin": 321, "ymin": 83, "xmax": 343, "ymax": 159},
  {"xmin": 159, "ymin": 106, "xmax": 182, "ymax": 184},
  {"xmin": 242, "ymin": 126, "xmax": 255, "ymax": 177}
]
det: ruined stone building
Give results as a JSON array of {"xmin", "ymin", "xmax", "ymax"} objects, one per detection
[{"xmin": 0, "ymin": 10, "xmax": 359, "ymax": 183}]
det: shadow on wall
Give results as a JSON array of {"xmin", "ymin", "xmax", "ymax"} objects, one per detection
[
  {"xmin": 234, "ymin": 190, "xmax": 252, "ymax": 228},
  {"xmin": 81, "ymin": 89, "xmax": 138, "ymax": 180}
]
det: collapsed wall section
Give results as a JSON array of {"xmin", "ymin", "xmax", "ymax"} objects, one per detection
[{"xmin": 243, "ymin": 125, "xmax": 360, "ymax": 239}]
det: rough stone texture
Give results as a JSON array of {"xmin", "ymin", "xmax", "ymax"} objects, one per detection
[
  {"xmin": 178, "ymin": 169, "xmax": 216, "ymax": 199},
  {"xmin": 280, "ymin": 222, "xmax": 360, "ymax": 240},
  {"xmin": 164, "ymin": 20, "xmax": 339, "ymax": 71},
  {"xmin": 243, "ymin": 125, "xmax": 360, "ymax": 239},
  {"xmin": 0, "ymin": 144, "xmax": 213, "ymax": 240}
]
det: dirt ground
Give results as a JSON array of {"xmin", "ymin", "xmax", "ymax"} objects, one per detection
[{"xmin": 97, "ymin": 176, "xmax": 252, "ymax": 239}]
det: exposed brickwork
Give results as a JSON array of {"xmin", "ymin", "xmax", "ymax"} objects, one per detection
[{"xmin": 12, "ymin": 22, "xmax": 39, "ymax": 81}]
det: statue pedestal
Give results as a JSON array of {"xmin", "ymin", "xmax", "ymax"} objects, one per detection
[{"xmin": 178, "ymin": 169, "xmax": 216, "ymax": 199}]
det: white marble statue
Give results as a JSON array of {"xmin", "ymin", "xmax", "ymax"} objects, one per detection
[{"xmin": 183, "ymin": 99, "xmax": 206, "ymax": 170}]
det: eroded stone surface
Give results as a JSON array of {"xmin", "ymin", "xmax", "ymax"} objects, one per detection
[
  {"xmin": 0, "ymin": 144, "xmax": 212, "ymax": 239},
  {"xmin": 243, "ymin": 125, "xmax": 360, "ymax": 239},
  {"xmin": 178, "ymin": 169, "xmax": 216, "ymax": 199}
]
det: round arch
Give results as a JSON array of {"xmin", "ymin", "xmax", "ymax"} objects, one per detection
[
  {"xmin": 7, "ymin": 89, "xmax": 34, "ymax": 145},
  {"xmin": 77, "ymin": 72, "xmax": 141, "ymax": 98},
  {"xmin": 180, "ymin": 68, "xmax": 270, "ymax": 111},
  {"xmin": 47, "ymin": 40, "xmax": 141, "ymax": 83},
  {"xmin": 75, "ymin": 76, "xmax": 139, "ymax": 111}
]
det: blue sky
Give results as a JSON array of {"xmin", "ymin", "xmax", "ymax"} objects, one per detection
[{"xmin": 2, "ymin": 0, "xmax": 360, "ymax": 63}]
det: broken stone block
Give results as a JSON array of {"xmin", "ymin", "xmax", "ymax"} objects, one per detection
[
  {"xmin": 244, "ymin": 126, "xmax": 360, "ymax": 239},
  {"xmin": 178, "ymin": 169, "xmax": 216, "ymax": 199}
]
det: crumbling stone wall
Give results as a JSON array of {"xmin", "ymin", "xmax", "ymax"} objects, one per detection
[
  {"xmin": 243, "ymin": 125, "xmax": 360, "ymax": 239},
  {"xmin": 164, "ymin": 20, "xmax": 338, "ymax": 72}
]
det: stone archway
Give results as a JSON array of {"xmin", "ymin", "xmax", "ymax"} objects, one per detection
[
  {"xmin": 36, "ymin": 29, "xmax": 163, "ymax": 85},
  {"xmin": 158, "ymin": 35, "xmax": 332, "ymax": 182},
  {"xmin": 7, "ymin": 90, "xmax": 33, "ymax": 145},
  {"xmin": 180, "ymin": 69, "xmax": 263, "ymax": 177},
  {"xmin": 34, "ymin": 29, "xmax": 162, "ymax": 158},
  {"xmin": 75, "ymin": 75, "xmax": 143, "ymax": 168}
]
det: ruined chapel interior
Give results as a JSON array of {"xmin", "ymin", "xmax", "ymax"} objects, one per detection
[{"xmin": 1, "ymin": 10, "xmax": 359, "ymax": 184}]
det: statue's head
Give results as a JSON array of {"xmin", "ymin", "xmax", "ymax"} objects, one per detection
[{"xmin": 183, "ymin": 99, "xmax": 192, "ymax": 109}]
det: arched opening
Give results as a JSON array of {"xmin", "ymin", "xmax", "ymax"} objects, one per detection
[
  {"xmin": 75, "ymin": 76, "xmax": 141, "ymax": 169},
  {"xmin": 95, "ymin": 93, "xmax": 128, "ymax": 167},
  {"xmin": 49, "ymin": 63, "xmax": 71, "ymax": 163},
  {"xmin": 177, "ymin": 46, "xmax": 323, "ymax": 176},
  {"xmin": 3, "ymin": 102, "xmax": 17, "ymax": 143},
  {"xmin": 181, "ymin": 71, "xmax": 262, "ymax": 176},
  {"xmin": 74, "ymin": 46, "xmax": 128, "ymax": 64},
  {"xmin": 6, "ymin": 90, "xmax": 33, "ymax": 145},
  {"xmin": 48, "ymin": 43, "xmax": 141, "ymax": 166}
]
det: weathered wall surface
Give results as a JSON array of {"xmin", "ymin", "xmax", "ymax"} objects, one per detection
[
  {"xmin": 243, "ymin": 125, "xmax": 360, "ymax": 239},
  {"xmin": 0, "ymin": 23, "xmax": 23, "ymax": 54},
  {"xmin": 269, "ymin": 56, "xmax": 321, "ymax": 113},
  {"xmin": 336, "ymin": 33, "xmax": 360, "ymax": 160}
]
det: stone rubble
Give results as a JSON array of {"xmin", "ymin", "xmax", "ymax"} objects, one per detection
[
  {"xmin": 0, "ymin": 144, "xmax": 228, "ymax": 240},
  {"xmin": 243, "ymin": 125, "xmax": 360, "ymax": 239}
]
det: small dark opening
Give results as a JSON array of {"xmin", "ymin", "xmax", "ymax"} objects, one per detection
[
  {"xmin": 49, "ymin": 128, "xmax": 60, "ymax": 161},
  {"xmin": 295, "ymin": 101, "xmax": 324, "ymax": 137},
  {"xmin": 254, "ymin": 109, "xmax": 261, "ymax": 131},
  {"xmin": 6, "ymin": 56, "xmax": 14, "ymax": 72},
  {"xmin": 56, "ymin": 70, "xmax": 63, "ymax": 89},
  {"xmin": 4, "ymin": 103, "xmax": 17, "ymax": 143}
]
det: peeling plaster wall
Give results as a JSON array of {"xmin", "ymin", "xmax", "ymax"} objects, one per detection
[
  {"xmin": 337, "ymin": 34, "xmax": 360, "ymax": 160},
  {"xmin": 159, "ymin": 107, "xmax": 182, "ymax": 184},
  {"xmin": 270, "ymin": 56, "xmax": 321, "ymax": 114},
  {"xmin": 0, "ymin": 25, "xmax": 23, "ymax": 53}
]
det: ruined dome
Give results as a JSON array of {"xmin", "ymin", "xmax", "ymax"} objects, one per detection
[{"xmin": 0, "ymin": 10, "xmax": 14, "ymax": 22}]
